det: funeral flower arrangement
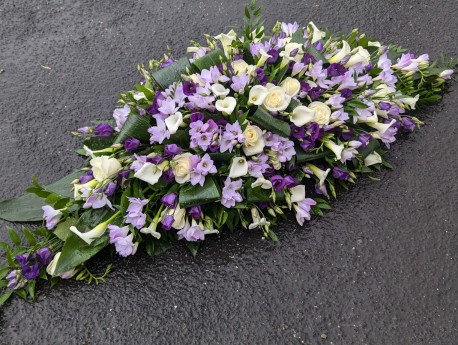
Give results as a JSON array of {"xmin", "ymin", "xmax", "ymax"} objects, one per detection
[{"xmin": 0, "ymin": 1, "xmax": 454, "ymax": 303}]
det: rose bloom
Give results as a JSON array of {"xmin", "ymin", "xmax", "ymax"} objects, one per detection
[
  {"xmin": 280, "ymin": 77, "xmax": 301, "ymax": 97},
  {"xmin": 90, "ymin": 156, "xmax": 122, "ymax": 182},
  {"xmin": 243, "ymin": 125, "xmax": 265, "ymax": 156},
  {"xmin": 263, "ymin": 85, "xmax": 291, "ymax": 112},
  {"xmin": 308, "ymin": 101, "xmax": 331, "ymax": 126},
  {"xmin": 172, "ymin": 153, "xmax": 193, "ymax": 184}
]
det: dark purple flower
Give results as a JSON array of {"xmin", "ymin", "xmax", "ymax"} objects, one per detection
[
  {"xmin": 190, "ymin": 111, "xmax": 205, "ymax": 123},
  {"xmin": 79, "ymin": 170, "xmax": 94, "ymax": 184},
  {"xmin": 309, "ymin": 87, "xmax": 323, "ymax": 100},
  {"xmin": 94, "ymin": 123, "xmax": 115, "ymax": 137},
  {"xmin": 364, "ymin": 63, "xmax": 374, "ymax": 72},
  {"xmin": 146, "ymin": 94, "xmax": 162, "ymax": 114},
  {"xmin": 388, "ymin": 119, "xmax": 402, "ymax": 131},
  {"xmin": 289, "ymin": 48, "xmax": 299, "ymax": 57},
  {"xmin": 160, "ymin": 57, "xmax": 175, "ymax": 68},
  {"xmin": 16, "ymin": 254, "xmax": 28, "ymax": 267},
  {"xmin": 124, "ymin": 138, "xmax": 140, "ymax": 151},
  {"xmin": 162, "ymin": 168, "xmax": 175, "ymax": 183},
  {"xmin": 271, "ymin": 175, "xmax": 286, "ymax": 191},
  {"xmin": 302, "ymin": 53, "xmax": 316, "ymax": 64},
  {"xmin": 300, "ymin": 81, "xmax": 311, "ymax": 93},
  {"xmin": 36, "ymin": 248, "xmax": 52, "ymax": 266},
  {"xmin": 161, "ymin": 215, "xmax": 174, "ymax": 231},
  {"xmin": 22, "ymin": 263, "xmax": 40, "ymax": 280},
  {"xmin": 379, "ymin": 101, "xmax": 391, "ymax": 111},
  {"xmin": 327, "ymin": 63, "xmax": 347, "ymax": 77},
  {"xmin": 283, "ymin": 176, "xmax": 298, "ymax": 188},
  {"xmin": 255, "ymin": 67, "xmax": 268, "ymax": 84},
  {"xmin": 340, "ymin": 129, "xmax": 353, "ymax": 141},
  {"xmin": 188, "ymin": 205, "xmax": 201, "ymax": 219},
  {"xmin": 333, "ymin": 167, "xmax": 350, "ymax": 181},
  {"xmin": 314, "ymin": 41, "xmax": 324, "ymax": 52},
  {"xmin": 103, "ymin": 182, "xmax": 117, "ymax": 197},
  {"xmin": 161, "ymin": 193, "xmax": 177, "ymax": 208},
  {"xmin": 300, "ymin": 139, "xmax": 315, "ymax": 151},
  {"xmin": 401, "ymin": 117, "xmax": 416, "ymax": 132},
  {"xmin": 208, "ymin": 142, "xmax": 220, "ymax": 152},
  {"xmin": 257, "ymin": 202, "xmax": 269, "ymax": 209},
  {"xmin": 117, "ymin": 169, "xmax": 132, "ymax": 187},
  {"xmin": 267, "ymin": 49, "xmax": 279, "ymax": 64},
  {"xmin": 164, "ymin": 144, "xmax": 183, "ymax": 158},
  {"xmin": 340, "ymin": 88, "xmax": 352, "ymax": 101},
  {"xmin": 307, "ymin": 122, "xmax": 322, "ymax": 141},
  {"xmin": 183, "ymin": 81, "xmax": 197, "ymax": 96},
  {"xmin": 314, "ymin": 183, "xmax": 327, "ymax": 196},
  {"xmin": 291, "ymin": 124, "xmax": 306, "ymax": 139},
  {"xmin": 148, "ymin": 155, "xmax": 164, "ymax": 165},
  {"xmin": 358, "ymin": 132, "xmax": 372, "ymax": 148}
]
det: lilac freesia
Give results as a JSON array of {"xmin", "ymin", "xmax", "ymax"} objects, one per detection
[
  {"xmin": 220, "ymin": 121, "xmax": 246, "ymax": 153},
  {"xmin": 113, "ymin": 105, "xmax": 130, "ymax": 131},
  {"xmin": 177, "ymin": 220, "xmax": 205, "ymax": 242},
  {"xmin": 293, "ymin": 198, "xmax": 317, "ymax": 226},
  {"xmin": 221, "ymin": 177, "xmax": 243, "ymax": 208},
  {"xmin": 125, "ymin": 197, "xmax": 148, "ymax": 229},
  {"xmin": 108, "ymin": 225, "xmax": 138, "ymax": 257},
  {"xmin": 148, "ymin": 119, "xmax": 171, "ymax": 144},
  {"xmin": 42, "ymin": 205, "xmax": 63, "ymax": 230},
  {"xmin": 190, "ymin": 154, "xmax": 217, "ymax": 186}
]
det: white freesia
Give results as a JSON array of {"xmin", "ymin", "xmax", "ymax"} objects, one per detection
[
  {"xmin": 248, "ymin": 85, "xmax": 268, "ymax": 105},
  {"xmin": 251, "ymin": 176, "xmax": 273, "ymax": 190},
  {"xmin": 215, "ymin": 29, "xmax": 237, "ymax": 55},
  {"xmin": 308, "ymin": 21, "xmax": 326, "ymax": 44},
  {"xmin": 140, "ymin": 221, "xmax": 161, "ymax": 239},
  {"xmin": 229, "ymin": 156, "xmax": 248, "ymax": 178},
  {"xmin": 328, "ymin": 40, "xmax": 351, "ymax": 64},
  {"xmin": 210, "ymin": 83, "xmax": 230, "ymax": 98},
  {"xmin": 248, "ymin": 208, "xmax": 270, "ymax": 230},
  {"xmin": 257, "ymin": 49, "xmax": 272, "ymax": 67},
  {"xmin": 367, "ymin": 119, "xmax": 396, "ymax": 134},
  {"xmin": 307, "ymin": 163, "xmax": 330, "ymax": 187},
  {"xmin": 243, "ymin": 125, "xmax": 265, "ymax": 156},
  {"xmin": 364, "ymin": 152, "xmax": 383, "ymax": 166},
  {"xmin": 289, "ymin": 185, "xmax": 306, "ymax": 203},
  {"xmin": 324, "ymin": 140, "xmax": 344, "ymax": 160},
  {"xmin": 133, "ymin": 92, "xmax": 146, "ymax": 101},
  {"xmin": 134, "ymin": 162, "xmax": 163, "ymax": 185},
  {"xmin": 398, "ymin": 94, "xmax": 419, "ymax": 110},
  {"xmin": 280, "ymin": 77, "xmax": 301, "ymax": 97},
  {"xmin": 172, "ymin": 153, "xmax": 193, "ymax": 184},
  {"xmin": 291, "ymin": 105, "xmax": 315, "ymax": 126},
  {"xmin": 215, "ymin": 96, "xmax": 237, "ymax": 115},
  {"xmin": 263, "ymin": 86, "xmax": 291, "ymax": 112},
  {"xmin": 345, "ymin": 47, "xmax": 371, "ymax": 67},
  {"xmin": 308, "ymin": 101, "xmax": 331, "ymax": 126},
  {"xmin": 90, "ymin": 156, "xmax": 122, "ymax": 182},
  {"xmin": 164, "ymin": 111, "xmax": 183, "ymax": 134},
  {"xmin": 372, "ymin": 84, "xmax": 392, "ymax": 98}
]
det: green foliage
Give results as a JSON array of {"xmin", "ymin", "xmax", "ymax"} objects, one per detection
[
  {"xmin": 250, "ymin": 106, "xmax": 291, "ymax": 137},
  {"xmin": 113, "ymin": 113, "xmax": 151, "ymax": 145},
  {"xmin": 151, "ymin": 57, "xmax": 192, "ymax": 90},
  {"xmin": 179, "ymin": 177, "xmax": 221, "ymax": 208}
]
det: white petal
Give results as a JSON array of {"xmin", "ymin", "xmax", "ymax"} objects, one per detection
[
  {"xmin": 290, "ymin": 185, "xmax": 306, "ymax": 203},
  {"xmin": 291, "ymin": 106, "xmax": 315, "ymax": 126},
  {"xmin": 134, "ymin": 162, "xmax": 163, "ymax": 185},
  {"xmin": 164, "ymin": 111, "xmax": 183, "ymax": 134},
  {"xmin": 229, "ymin": 157, "xmax": 248, "ymax": 178}
]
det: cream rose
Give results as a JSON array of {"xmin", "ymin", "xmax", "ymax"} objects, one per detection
[
  {"xmin": 262, "ymin": 86, "xmax": 291, "ymax": 112},
  {"xmin": 172, "ymin": 153, "xmax": 192, "ymax": 184},
  {"xmin": 242, "ymin": 125, "xmax": 265, "ymax": 156},
  {"xmin": 308, "ymin": 101, "xmax": 331, "ymax": 126},
  {"xmin": 280, "ymin": 77, "xmax": 301, "ymax": 97},
  {"xmin": 90, "ymin": 156, "xmax": 122, "ymax": 182}
]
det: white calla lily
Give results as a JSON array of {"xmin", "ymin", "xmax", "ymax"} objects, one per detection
[
  {"xmin": 215, "ymin": 96, "xmax": 237, "ymax": 115},
  {"xmin": 90, "ymin": 156, "xmax": 122, "ymax": 182},
  {"xmin": 248, "ymin": 85, "xmax": 268, "ymax": 105},
  {"xmin": 289, "ymin": 185, "xmax": 306, "ymax": 203},
  {"xmin": 229, "ymin": 157, "xmax": 248, "ymax": 178},
  {"xmin": 398, "ymin": 94, "xmax": 419, "ymax": 110},
  {"xmin": 256, "ymin": 49, "xmax": 272, "ymax": 67},
  {"xmin": 367, "ymin": 119, "xmax": 396, "ymax": 134},
  {"xmin": 345, "ymin": 47, "xmax": 371, "ymax": 67},
  {"xmin": 324, "ymin": 140, "xmax": 345, "ymax": 160},
  {"xmin": 210, "ymin": 83, "xmax": 230, "ymax": 98},
  {"xmin": 328, "ymin": 40, "xmax": 351, "ymax": 64},
  {"xmin": 251, "ymin": 176, "xmax": 273, "ymax": 190},
  {"xmin": 248, "ymin": 208, "xmax": 270, "ymax": 230},
  {"xmin": 134, "ymin": 162, "xmax": 163, "ymax": 185},
  {"xmin": 307, "ymin": 163, "xmax": 330, "ymax": 187},
  {"xmin": 69, "ymin": 211, "xmax": 119, "ymax": 245},
  {"xmin": 364, "ymin": 152, "xmax": 383, "ymax": 166},
  {"xmin": 170, "ymin": 204, "xmax": 186, "ymax": 230},
  {"xmin": 308, "ymin": 21, "xmax": 326, "ymax": 44},
  {"xmin": 291, "ymin": 106, "xmax": 315, "ymax": 126},
  {"xmin": 164, "ymin": 111, "xmax": 183, "ymax": 134},
  {"xmin": 215, "ymin": 29, "xmax": 237, "ymax": 55},
  {"xmin": 73, "ymin": 179, "xmax": 98, "ymax": 200},
  {"xmin": 140, "ymin": 221, "xmax": 161, "ymax": 239}
]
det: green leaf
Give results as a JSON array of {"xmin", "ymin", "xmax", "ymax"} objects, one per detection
[
  {"xmin": 267, "ymin": 229, "xmax": 279, "ymax": 242},
  {"xmin": 53, "ymin": 209, "xmax": 114, "ymax": 275},
  {"xmin": 0, "ymin": 170, "xmax": 81, "ymax": 222},
  {"xmin": 250, "ymin": 106, "xmax": 291, "ymax": 137},
  {"xmin": 144, "ymin": 235, "xmax": 174, "ymax": 257},
  {"xmin": 0, "ymin": 267, "xmax": 10, "ymax": 279},
  {"xmin": 290, "ymin": 27, "xmax": 304, "ymax": 44},
  {"xmin": 113, "ymin": 113, "xmax": 151, "ymax": 145},
  {"xmin": 179, "ymin": 177, "xmax": 221, "ymax": 208},
  {"xmin": 360, "ymin": 140, "xmax": 380, "ymax": 159},
  {"xmin": 152, "ymin": 57, "xmax": 192, "ymax": 90},
  {"xmin": 307, "ymin": 45, "xmax": 328, "ymax": 64},
  {"xmin": 185, "ymin": 241, "xmax": 200, "ymax": 258},
  {"xmin": 7, "ymin": 227, "xmax": 21, "ymax": 246},
  {"xmin": 296, "ymin": 148, "xmax": 331, "ymax": 163},
  {"xmin": 192, "ymin": 49, "xmax": 226, "ymax": 72},
  {"xmin": 22, "ymin": 227, "xmax": 37, "ymax": 246},
  {"xmin": 0, "ymin": 291, "xmax": 13, "ymax": 306},
  {"xmin": 83, "ymin": 136, "xmax": 114, "ymax": 151},
  {"xmin": 285, "ymin": 99, "xmax": 301, "ymax": 113},
  {"xmin": 27, "ymin": 280, "xmax": 36, "ymax": 301},
  {"xmin": 54, "ymin": 217, "xmax": 78, "ymax": 241}
]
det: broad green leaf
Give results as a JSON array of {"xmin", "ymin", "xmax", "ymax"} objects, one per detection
[
  {"xmin": 360, "ymin": 139, "xmax": 380, "ymax": 159},
  {"xmin": 152, "ymin": 57, "xmax": 192, "ymax": 90},
  {"xmin": 179, "ymin": 177, "xmax": 221, "ymax": 208},
  {"xmin": 0, "ymin": 267, "xmax": 10, "ymax": 279},
  {"xmin": 53, "ymin": 209, "xmax": 115, "ymax": 275},
  {"xmin": 0, "ymin": 291, "xmax": 13, "ymax": 306},
  {"xmin": 22, "ymin": 227, "xmax": 37, "ymax": 246},
  {"xmin": 192, "ymin": 49, "xmax": 226, "ymax": 72},
  {"xmin": 54, "ymin": 217, "xmax": 78, "ymax": 241},
  {"xmin": 296, "ymin": 148, "xmax": 331, "ymax": 163},
  {"xmin": 83, "ymin": 136, "xmax": 114, "ymax": 151},
  {"xmin": 144, "ymin": 234, "xmax": 174, "ymax": 257},
  {"xmin": 307, "ymin": 45, "xmax": 327, "ymax": 64},
  {"xmin": 290, "ymin": 28, "xmax": 305, "ymax": 44},
  {"xmin": 208, "ymin": 152, "xmax": 234, "ymax": 162},
  {"xmin": 7, "ymin": 227, "xmax": 21, "ymax": 246},
  {"xmin": 250, "ymin": 106, "xmax": 291, "ymax": 137},
  {"xmin": 184, "ymin": 242, "xmax": 200, "ymax": 258},
  {"xmin": 285, "ymin": 99, "xmax": 301, "ymax": 113},
  {"xmin": 113, "ymin": 113, "xmax": 151, "ymax": 145}
]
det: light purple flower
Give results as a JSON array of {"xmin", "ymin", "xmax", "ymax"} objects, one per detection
[
  {"xmin": 83, "ymin": 190, "xmax": 114, "ymax": 210},
  {"xmin": 281, "ymin": 22, "xmax": 299, "ymax": 36},
  {"xmin": 124, "ymin": 138, "xmax": 140, "ymax": 151},
  {"xmin": 220, "ymin": 121, "xmax": 245, "ymax": 153},
  {"xmin": 221, "ymin": 177, "xmax": 243, "ymax": 208},
  {"xmin": 148, "ymin": 119, "xmax": 171, "ymax": 144},
  {"xmin": 42, "ymin": 205, "xmax": 62, "ymax": 230},
  {"xmin": 247, "ymin": 154, "xmax": 270, "ymax": 178},
  {"xmin": 189, "ymin": 120, "xmax": 219, "ymax": 151},
  {"xmin": 161, "ymin": 193, "xmax": 177, "ymax": 208},
  {"xmin": 294, "ymin": 198, "xmax": 317, "ymax": 226},
  {"xmin": 379, "ymin": 126, "xmax": 398, "ymax": 148},
  {"xmin": 230, "ymin": 73, "xmax": 249, "ymax": 93},
  {"xmin": 108, "ymin": 225, "xmax": 138, "ymax": 257},
  {"xmin": 161, "ymin": 215, "xmax": 174, "ymax": 231},
  {"xmin": 177, "ymin": 220, "xmax": 205, "ymax": 242},
  {"xmin": 77, "ymin": 126, "xmax": 90, "ymax": 134},
  {"xmin": 125, "ymin": 197, "xmax": 148, "ymax": 229},
  {"xmin": 113, "ymin": 105, "xmax": 130, "ymax": 132},
  {"xmin": 158, "ymin": 96, "xmax": 178, "ymax": 116},
  {"xmin": 190, "ymin": 154, "xmax": 217, "ymax": 186}
]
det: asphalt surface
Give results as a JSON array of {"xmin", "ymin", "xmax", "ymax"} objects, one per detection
[{"xmin": 0, "ymin": 0, "xmax": 457, "ymax": 344}]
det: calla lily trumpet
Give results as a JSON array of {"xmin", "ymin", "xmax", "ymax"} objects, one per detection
[
  {"xmin": 367, "ymin": 119, "xmax": 396, "ymax": 134},
  {"xmin": 306, "ymin": 163, "xmax": 330, "ymax": 187},
  {"xmin": 324, "ymin": 140, "xmax": 345, "ymax": 160},
  {"xmin": 69, "ymin": 211, "xmax": 121, "ymax": 245},
  {"xmin": 229, "ymin": 157, "xmax": 248, "ymax": 178},
  {"xmin": 328, "ymin": 40, "xmax": 351, "ymax": 64}
]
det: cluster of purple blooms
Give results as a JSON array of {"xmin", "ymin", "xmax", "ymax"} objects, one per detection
[{"xmin": 6, "ymin": 248, "xmax": 52, "ymax": 289}]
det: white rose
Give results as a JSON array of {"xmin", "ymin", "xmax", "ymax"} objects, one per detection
[
  {"xmin": 345, "ymin": 47, "xmax": 371, "ymax": 68},
  {"xmin": 289, "ymin": 185, "xmax": 306, "ymax": 203},
  {"xmin": 90, "ymin": 156, "xmax": 122, "ymax": 182},
  {"xmin": 248, "ymin": 85, "xmax": 268, "ymax": 105},
  {"xmin": 232, "ymin": 60, "xmax": 249, "ymax": 76},
  {"xmin": 308, "ymin": 101, "xmax": 331, "ymax": 126},
  {"xmin": 215, "ymin": 96, "xmax": 237, "ymax": 115},
  {"xmin": 172, "ymin": 153, "xmax": 193, "ymax": 184},
  {"xmin": 229, "ymin": 156, "xmax": 248, "ymax": 178},
  {"xmin": 290, "ymin": 105, "xmax": 315, "ymax": 127},
  {"xmin": 280, "ymin": 77, "xmax": 301, "ymax": 97},
  {"xmin": 263, "ymin": 86, "xmax": 291, "ymax": 112},
  {"xmin": 242, "ymin": 125, "xmax": 265, "ymax": 156}
]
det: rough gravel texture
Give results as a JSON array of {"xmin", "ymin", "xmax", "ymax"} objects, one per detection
[{"xmin": 0, "ymin": 0, "xmax": 457, "ymax": 344}]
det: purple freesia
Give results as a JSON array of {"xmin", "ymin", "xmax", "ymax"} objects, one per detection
[
  {"xmin": 177, "ymin": 220, "xmax": 205, "ymax": 242},
  {"xmin": 124, "ymin": 138, "xmax": 140, "ymax": 151},
  {"xmin": 161, "ymin": 193, "xmax": 178, "ymax": 208},
  {"xmin": 108, "ymin": 225, "xmax": 138, "ymax": 257},
  {"xmin": 221, "ymin": 177, "xmax": 243, "ymax": 208},
  {"xmin": 190, "ymin": 154, "xmax": 217, "ymax": 186},
  {"xmin": 42, "ymin": 205, "xmax": 62, "ymax": 230},
  {"xmin": 94, "ymin": 123, "xmax": 115, "ymax": 137},
  {"xmin": 333, "ymin": 167, "xmax": 350, "ymax": 181},
  {"xmin": 36, "ymin": 248, "xmax": 52, "ymax": 266},
  {"xmin": 125, "ymin": 198, "xmax": 148, "ymax": 229}
]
